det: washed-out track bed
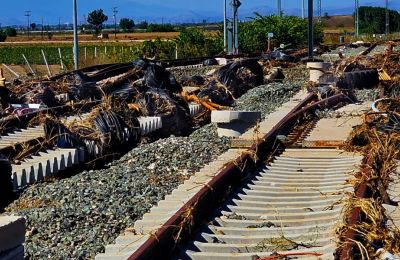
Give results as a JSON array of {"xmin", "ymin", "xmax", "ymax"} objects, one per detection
[
  {"xmin": 96, "ymin": 93, "xmax": 384, "ymax": 259},
  {"xmin": 2, "ymin": 56, "xmax": 306, "ymax": 259}
]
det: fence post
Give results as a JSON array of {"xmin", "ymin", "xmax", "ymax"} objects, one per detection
[
  {"xmin": 94, "ymin": 47, "xmax": 97, "ymax": 58},
  {"xmin": 58, "ymin": 48, "xmax": 65, "ymax": 70},
  {"xmin": 41, "ymin": 49, "xmax": 52, "ymax": 76},
  {"xmin": 84, "ymin": 47, "xmax": 87, "ymax": 61},
  {"xmin": 1, "ymin": 64, "xmax": 20, "ymax": 78},
  {"xmin": 22, "ymin": 54, "xmax": 36, "ymax": 76}
]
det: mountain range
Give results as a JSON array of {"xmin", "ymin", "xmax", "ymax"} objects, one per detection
[{"xmin": 0, "ymin": 0, "xmax": 399, "ymax": 26}]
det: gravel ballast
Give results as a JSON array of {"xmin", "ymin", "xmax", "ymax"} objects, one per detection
[
  {"xmin": 4, "ymin": 82, "xmax": 303, "ymax": 259},
  {"xmin": 234, "ymin": 82, "xmax": 302, "ymax": 117}
]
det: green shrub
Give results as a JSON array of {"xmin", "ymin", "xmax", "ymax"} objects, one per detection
[
  {"xmin": 5, "ymin": 28, "xmax": 17, "ymax": 37},
  {"xmin": 0, "ymin": 30, "xmax": 7, "ymax": 42},
  {"xmin": 239, "ymin": 14, "xmax": 324, "ymax": 53}
]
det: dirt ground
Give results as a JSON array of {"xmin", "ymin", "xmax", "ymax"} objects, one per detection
[
  {"xmin": 1, "ymin": 64, "xmax": 62, "ymax": 81},
  {"xmin": 4, "ymin": 32, "xmax": 180, "ymax": 44}
]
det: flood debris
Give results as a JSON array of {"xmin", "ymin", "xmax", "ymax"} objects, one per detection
[{"xmin": 338, "ymin": 98, "xmax": 400, "ymax": 259}]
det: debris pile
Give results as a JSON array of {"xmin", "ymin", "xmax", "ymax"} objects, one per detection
[
  {"xmin": 0, "ymin": 58, "xmax": 281, "ymax": 162},
  {"xmin": 2, "ymin": 74, "xmax": 304, "ymax": 259},
  {"xmin": 338, "ymin": 98, "xmax": 400, "ymax": 258}
]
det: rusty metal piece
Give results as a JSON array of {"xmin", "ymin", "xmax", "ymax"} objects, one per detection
[{"xmin": 337, "ymin": 184, "xmax": 370, "ymax": 259}]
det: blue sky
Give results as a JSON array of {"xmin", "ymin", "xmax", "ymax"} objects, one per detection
[{"xmin": 0, "ymin": 0, "xmax": 398, "ymax": 26}]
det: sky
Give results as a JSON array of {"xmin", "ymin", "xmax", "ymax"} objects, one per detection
[{"xmin": 0, "ymin": 0, "xmax": 399, "ymax": 26}]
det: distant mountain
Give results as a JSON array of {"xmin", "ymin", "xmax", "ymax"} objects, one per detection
[{"xmin": 0, "ymin": 0, "xmax": 399, "ymax": 26}]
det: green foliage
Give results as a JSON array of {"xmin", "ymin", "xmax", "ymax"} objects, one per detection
[
  {"xmin": 239, "ymin": 14, "xmax": 324, "ymax": 53},
  {"xmin": 146, "ymin": 24, "xmax": 176, "ymax": 32},
  {"xmin": 175, "ymin": 28, "xmax": 223, "ymax": 58},
  {"xmin": 0, "ymin": 30, "xmax": 7, "ymax": 42},
  {"xmin": 137, "ymin": 21, "xmax": 148, "ymax": 30},
  {"xmin": 139, "ymin": 39, "xmax": 175, "ymax": 60},
  {"xmin": 87, "ymin": 9, "xmax": 108, "ymax": 34},
  {"xmin": 119, "ymin": 18, "xmax": 135, "ymax": 32},
  {"xmin": 358, "ymin": 6, "xmax": 400, "ymax": 34},
  {"xmin": 5, "ymin": 28, "xmax": 17, "ymax": 37},
  {"xmin": 30, "ymin": 23, "xmax": 36, "ymax": 30}
]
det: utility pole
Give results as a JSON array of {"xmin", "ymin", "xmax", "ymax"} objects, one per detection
[
  {"xmin": 25, "ymin": 11, "xmax": 31, "ymax": 39},
  {"xmin": 385, "ymin": 0, "xmax": 389, "ymax": 36},
  {"xmin": 73, "ymin": 0, "xmax": 79, "ymax": 70},
  {"xmin": 112, "ymin": 7, "xmax": 118, "ymax": 40},
  {"xmin": 232, "ymin": 0, "xmax": 241, "ymax": 54},
  {"xmin": 308, "ymin": 0, "xmax": 314, "ymax": 59},
  {"xmin": 223, "ymin": 0, "xmax": 227, "ymax": 52},
  {"xmin": 277, "ymin": 0, "xmax": 282, "ymax": 17},
  {"xmin": 317, "ymin": 0, "xmax": 322, "ymax": 23},
  {"xmin": 302, "ymin": 0, "xmax": 305, "ymax": 19},
  {"xmin": 355, "ymin": 0, "xmax": 359, "ymax": 38},
  {"xmin": 41, "ymin": 17, "xmax": 44, "ymax": 40}
]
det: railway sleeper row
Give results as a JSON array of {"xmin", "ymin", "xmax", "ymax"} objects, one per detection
[
  {"xmin": 96, "ymin": 96, "xmax": 393, "ymax": 260},
  {"xmin": 1, "ymin": 103, "xmax": 205, "ymax": 191}
]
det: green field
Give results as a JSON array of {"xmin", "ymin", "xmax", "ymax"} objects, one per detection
[{"xmin": 0, "ymin": 43, "xmax": 144, "ymax": 68}]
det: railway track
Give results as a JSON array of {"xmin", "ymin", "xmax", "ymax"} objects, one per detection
[
  {"xmin": 96, "ymin": 95, "xmax": 374, "ymax": 260},
  {"xmin": 3, "ymin": 42, "xmax": 396, "ymax": 258},
  {"xmin": 176, "ymin": 148, "xmax": 361, "ymax": 259}
]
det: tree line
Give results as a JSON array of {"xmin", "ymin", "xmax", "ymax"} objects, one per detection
[{"xmin": 358, "ymin": 6, "xmax": 400, "ymax": 34}]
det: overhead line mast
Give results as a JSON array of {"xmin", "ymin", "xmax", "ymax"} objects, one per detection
[{"xmin": 277, "ymin": 0, "xmax": 282, "ymax": 17}]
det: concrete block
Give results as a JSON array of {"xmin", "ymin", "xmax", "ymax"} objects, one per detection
[
  {"xmin": 211, "ymin": 111, "xmax": 261, "ymax": 124},
  {"xmin": 211, "ymin": 111, "xmax": 261, "ymax": 137},
  {"xmin": 0, "ymin": 216, "xmax": 25, "ymax": 253},
  {"xmin": 307, "ymin": 62, "xmax": 332, "ymax": 83},
  {"xmin": 137, "ymin": 117, "xmax": 162, "ymax": 135}
]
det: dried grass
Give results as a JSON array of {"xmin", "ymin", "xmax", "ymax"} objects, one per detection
[{"xmin": 338, "ymin": 104, "xmax": 400, "ymax": 258}]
